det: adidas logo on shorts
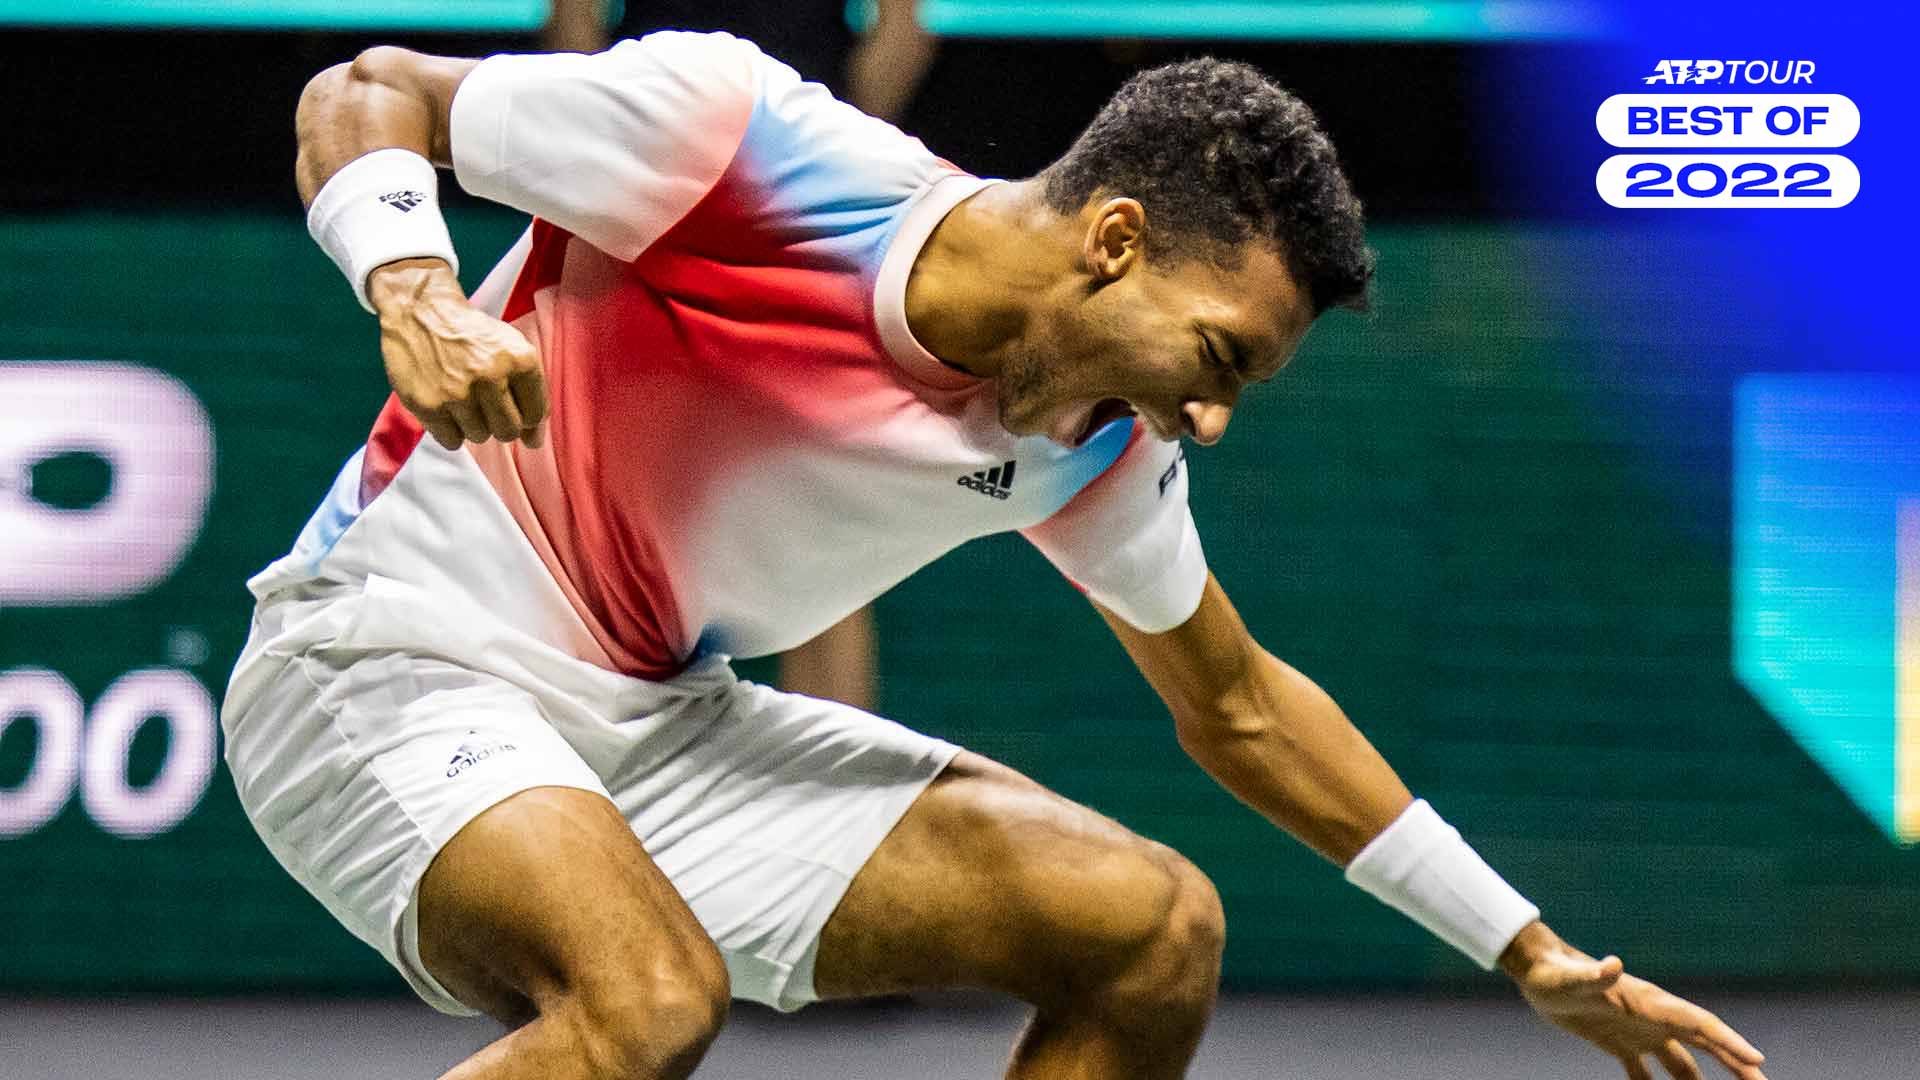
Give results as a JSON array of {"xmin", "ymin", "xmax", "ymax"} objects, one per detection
[{"xmin": 446, "ymin": 733, "xmax": 518, "ymax": 778}]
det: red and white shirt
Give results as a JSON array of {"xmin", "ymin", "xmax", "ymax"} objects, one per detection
[{"xmin": 252, "ymin": 32, "xmax": 1207, "ymax": 680}]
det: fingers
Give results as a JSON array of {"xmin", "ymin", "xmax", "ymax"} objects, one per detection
[
  {"xmin": 413, "ymin": 384, "xmax": 538, "ymax": 450},
  {"xmin": 1648, "ymin": 985, "xmax": 1766, "ymax": 1075},
  {"xmin": 472, "ymin": 380, "xmax": 525, "ymax": 442},
  {"xmin": 1621, "ymin": 1054, "xmax": 1655, "ymax": 1080},
  {"xmin": 508, "ymin": 367, "xmax": 549, "ymax": 447},
  {"xmin": 1683, "ymin": 1028, "xmax": 1769, "ymax": 1080},
  {"xmin": 1544, "ymin": 952, "xmax": 1627, "ymax": 995},
  {"xmin": 1570, "ymin": 954, "xmax": 1625, "ymax": 994},
  {"xmin": 1686, "ymin": 1013, "xmax": 1765, "ymax": 1067},
  {"xmin": 445, "ymin": 398, "xmax": 490, "ymax": 444},
  {"xmin": 1656, "ymin": 1039, "xmax": 1705, "ymax": 1080},
  {"xmin": 420, "ymin": 410, "xmax": 465, "ymax": 451}
]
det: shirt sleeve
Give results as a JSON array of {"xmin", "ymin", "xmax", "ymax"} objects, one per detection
[
  {"xmin": 1021, "ymin": 430, "xmax": 1209, "ymax": 633},
  {"xmin": 448, "ymin": 31, "xmax": 762, "ymax": 261}
]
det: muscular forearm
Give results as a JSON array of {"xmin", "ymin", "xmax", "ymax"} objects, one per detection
[
  {"xmin": 1162, "ymin": 604, "xmax": 1562, "ymax": 973},
  {"xmin": 1109, "ymin": 577, "xmax": 1542, "ymax": 970},
  {"xmin": 1181, "ymin": 651, "xmax": 1572, "ymax": 977},
  {"xmin": 1174, "ymin": 646, "xmax": 1413, "ymax": 865},
  {"xmin": 293, "ymin": 46, "xmax": 545, "ymax": 448},
  {"xmin": 295, "ymin": 48, "xmax": 466, "ymax": 209}
]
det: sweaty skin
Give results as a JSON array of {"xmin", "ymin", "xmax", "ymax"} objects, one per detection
[{"xmin": 295, "ymin": 44, "xmax": 1770, "ymax": 1080}]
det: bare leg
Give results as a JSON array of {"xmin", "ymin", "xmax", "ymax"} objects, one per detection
[
  {"xmin": 777, "ymin": 605, "xmax": 877, "ymax": 712},
  {"xmin": 414, "ymin": 786, "xmax": 730, "ymax": 1080},
  {"xmin": 814, "ymin": 753, "xmax": 1225, "ymax": 1079}
]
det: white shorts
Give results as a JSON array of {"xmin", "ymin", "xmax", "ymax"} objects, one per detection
[{"xmin": 221, "ymin": 573, "xmax": 959, "ymax": 1015}]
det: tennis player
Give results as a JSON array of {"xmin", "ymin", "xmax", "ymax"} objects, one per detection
[{"xmin": 223, "ymin": 32, "xmax": 1768, "ymax": 1080}]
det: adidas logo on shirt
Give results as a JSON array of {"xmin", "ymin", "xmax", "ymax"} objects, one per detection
[
  {"xmin": 445, "ymin": 732, "xmax": 518, "ymax": 778},
  {"xmin": 958, "ymin": 460, "xmax": 1017, "ymax": 500},
  {"xmin": 1158, "ymin": 444, "xmax": 1186, "ymax": 496}
]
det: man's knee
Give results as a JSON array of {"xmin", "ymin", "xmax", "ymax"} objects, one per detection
[
  {"xmin": 562, "ymin": 943, "xmax": 731, "ymax": 1080},
  {"xmin": 1096, "ymin": 849, "xmax": 1225, "ymax": 1024},
  {"xmin": 1161, "ymin": 855, "xmax": 1226, "ymax": 971}
]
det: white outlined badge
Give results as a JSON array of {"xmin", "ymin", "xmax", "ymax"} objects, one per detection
[
  {"xmin": 1597, "ymin": 154, "xmax": 1859, "ymax": 208},
  {"xmin": 0, "ymin": 362, "xmax": 215, "ymax": 606},
  {"xmin": 1596, "ymin": 94, "xmax": 1860, "ymax": 147}
]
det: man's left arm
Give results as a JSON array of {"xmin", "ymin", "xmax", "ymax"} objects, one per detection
[{"xmin": 1098, "ymin": 572, "xmax": 1770, "ymax": 1080}]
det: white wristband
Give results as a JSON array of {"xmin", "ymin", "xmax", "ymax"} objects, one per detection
[
  {"xmin": 306, "ymin": 148, "xmax": 460, "ymax": 313},
  {"xmin": 1343, "ymin": 799, "xmax": 1540, "ymax": 970}
]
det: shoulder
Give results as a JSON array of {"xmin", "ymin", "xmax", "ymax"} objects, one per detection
[{"xmin": 454, "ymin": 31, "xmax": 768, "ymax": 137}]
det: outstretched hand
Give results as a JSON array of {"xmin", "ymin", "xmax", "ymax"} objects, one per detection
[{"xmin": 1504, "ymin": 924, "xmax": 1768, "ymax": 1080}]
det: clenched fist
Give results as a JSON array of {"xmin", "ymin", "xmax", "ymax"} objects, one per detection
[{"xmin": 368, "ymin": 257, "xmax": 548, "ymax": 451}]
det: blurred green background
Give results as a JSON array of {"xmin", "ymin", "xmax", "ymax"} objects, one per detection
[{"xmin": 3, "ymin": 210, "xmax": 1914, "ymax": 995}]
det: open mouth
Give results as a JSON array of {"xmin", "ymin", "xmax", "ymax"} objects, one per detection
[{"xmin": 1074, "ymin": 398, "xmax": 1136, "ymax": 446}]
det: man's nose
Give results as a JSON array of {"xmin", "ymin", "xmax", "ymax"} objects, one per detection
[{"xmin": 1182, "ymin": 401, "xmax": 1232, "ymax": 445}]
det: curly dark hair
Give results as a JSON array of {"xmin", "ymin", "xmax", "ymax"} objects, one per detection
[{"xmin": 1040, "ymin": 58, "xmax": 1374, "ymax": 316}]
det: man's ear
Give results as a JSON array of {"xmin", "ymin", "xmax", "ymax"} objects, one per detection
[{"xmin": 1082, "ymin": 197, "xmax": 1146, "ymax": 282}]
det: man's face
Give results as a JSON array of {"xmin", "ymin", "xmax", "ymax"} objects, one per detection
[{"xmin": 995, "ymin": 235, "xmax": 1316, "ymax": 450}]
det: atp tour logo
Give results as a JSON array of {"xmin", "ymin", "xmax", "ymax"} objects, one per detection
[
  {"xmin": 1598, "ymin": 60, "xmax": 1858, "ymax": 208},
  {"xmin": 1733, "ymin": 376, "xmax": 1920, "ymax": 846},
  {"xmin": 0, "ymin": 362, "xmax": 220, "ymax": 840},
  {"xmin": 1644, "ymin": 60, "xmax": 1816, "ymax": 85}
]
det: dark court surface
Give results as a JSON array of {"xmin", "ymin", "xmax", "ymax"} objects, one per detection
[{"xmin": 3, "ymin": 989, "xmax": 1914, "ymax": 1078}]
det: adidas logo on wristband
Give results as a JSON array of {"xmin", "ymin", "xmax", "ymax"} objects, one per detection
[{"xmin": 379, "ymin": 190, "xmax": 426, "ymax": 212}]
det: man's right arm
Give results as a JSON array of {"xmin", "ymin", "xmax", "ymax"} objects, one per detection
[
  {"xmin": 295, "ymin": 48, "xmax": 545, "ymax": 450},
  {"xmin": 294, "ymin": 48, "xmax": 474, "ymax": 209},
  {"xmin": 295, "ymin": 35, "xmax": 764, "ymax": 448}
]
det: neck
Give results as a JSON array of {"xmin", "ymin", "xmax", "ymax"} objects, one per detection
[{"xmin": 902, "ymin": 179, "xmax": 1074, "ymax": 380}]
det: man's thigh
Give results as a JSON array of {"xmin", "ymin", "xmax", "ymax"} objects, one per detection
[
  {"xmin": 416, "ymin": 784, "xmax": 726, "ymax": 1027},
  {"xmin": 811, "ymin": 750, "xmax": 1217, "ymax": 1008},
  {"xmin": 226, "ymin": 645, "xmax": 636, "ymax": 1016},
  {"xmin": 606, "ymin": 679, "xmax": 960, "ymax": 1012}
]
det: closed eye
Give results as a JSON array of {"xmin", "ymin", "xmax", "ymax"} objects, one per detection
[{"xmin": 1201, "ymin": 334, "xmax": 1241, "ymax": 381}]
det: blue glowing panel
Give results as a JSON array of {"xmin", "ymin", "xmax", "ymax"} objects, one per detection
[{"xmin": 1734, "ymin": 375, "xmax": 1920, "ymax": 844}]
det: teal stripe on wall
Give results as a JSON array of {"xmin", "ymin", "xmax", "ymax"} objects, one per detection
[
  {"xmin": 844, "ymin": 0, "xmax": 1609, "ymax": 40},
  {"xmin": 0, "ymin": 0, "xmax": 547, "ymax": 30}
]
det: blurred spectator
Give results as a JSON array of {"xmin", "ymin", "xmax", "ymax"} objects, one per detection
[
  {"xmin": 846, "ymin": 0, "xmax": 940, "ymax": 121},
  {"xmin": 544, "ymin": 0, "xmax": 935, "ymax": 121}
]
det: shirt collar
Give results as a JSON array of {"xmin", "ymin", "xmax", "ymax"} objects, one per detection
[{"xmin": 873, "ymin": 173, "xmax": 1004, "ymax": 389}]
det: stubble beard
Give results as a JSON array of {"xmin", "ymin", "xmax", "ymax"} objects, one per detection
[{"xmin": 996, "ymin": 343, "xmax": 1067, "ymax": 438}]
